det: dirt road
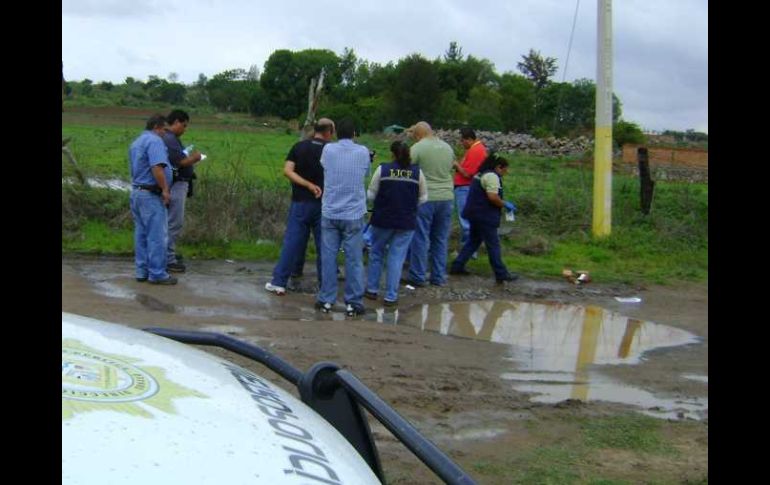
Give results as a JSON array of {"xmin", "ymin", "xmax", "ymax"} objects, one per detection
[{"xmin": 62, "ymin": 255, "xmax": 708, "ymax": 484}]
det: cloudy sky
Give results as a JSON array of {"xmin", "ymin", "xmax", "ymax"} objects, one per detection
[{"xmin": 62, "ymin": 0, "xmax": 708, "ymax": 133}]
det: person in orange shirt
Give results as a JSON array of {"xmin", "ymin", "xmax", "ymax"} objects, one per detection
[{"xmin": 452, "ymin": 127, "xmax": 487, "ymax": 252}]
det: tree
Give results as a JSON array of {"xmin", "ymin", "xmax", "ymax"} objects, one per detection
[
  {"xmin": 444, "ymin": 41, "xmax": 464, "ymax": 63},
  {"xmin": 517, "ymin": 49, "xmax": 558, "ymax": 89},
  {"xmin": 168, "ymin": 72, "xmax": 179, "ymax": 82},
  {"xmin": 499, "ymin": 73, "xmax": 536, "ymax": 132},
  {"xmin": 261, "ymin": 49, "xmax": 341, "ymax": 119},
  {"xmin": 389, "ymin": 54, "xmax": 441, "ymax": 125},
  {"xmin": 614, "ymin": 120, "xmax": 646, "ymax": 148}
]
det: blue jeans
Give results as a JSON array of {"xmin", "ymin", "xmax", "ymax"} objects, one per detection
[
  {"xmin": 166, "ymin": 181, "xmax": 187, "ymax": 265},
  {"xmin": 271, "ymin": 200, "xmax": 322, "ymax": 287},
  {"xmin": 408, "ymin": 200, "xmax": 453, "ymax": 285},
  {"xmin": 130, "ymin": 190, "xmax": 170, "ymax": 281},
  {"xmin": 318, "ymin": 216, "xmax": 365, "ymax": 307},
  {"xmin": 451, "ymin": 221, "xmax": 509, "ymax": 280},
  {"xmin": 454, "ymin": 186, "xmax": 471, "ymax": 247},
  {"xmin": 366, "ymin": 226, "xmax": 415, "ymax": 302}
]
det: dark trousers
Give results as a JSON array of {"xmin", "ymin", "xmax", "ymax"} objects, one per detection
[{"xmin": 451, "ymin": 220, "xmax": 509, "ymax": 279}]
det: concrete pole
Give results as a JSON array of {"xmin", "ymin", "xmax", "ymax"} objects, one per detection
[{"xmin": 592, "ymin": 0, "xmax": 613, "ymax": 237}]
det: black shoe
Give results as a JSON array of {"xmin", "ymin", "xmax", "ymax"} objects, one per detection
[
  {"xmin": 496, "ymin": 273, "xmax": 520, "ymax": 283},
  {"xmin": 402, "ymin": 278, "xmax": 425, "ymax": 288},
  {"xmin": 167, "ymin": 262, "xmax": 186, "ymax": 273},
  {"xmin": 136, "ymin": 277, "xmax": 148, "ymax": 282},
  {"xmin": 315, "ymin": 301, "xmax": 333, "ymax": 313},
  {"xmin": 449, "ymin": 267, "xmax": 471, "ymax": 276},
  {"xmin": 149, "ymin": 276, "xmax": 178, "ymax": 285},
  {"xmin": 383, "ymin": 299, "xmax": 398, "ymax": 307},
  {"xmin": 364, "ymin": 291, "xmax": 378, "ymax": 301},
  {"xmin": 345, "ymin": 304, "xmax": 366, "ymax": 317},
  {"xmin": 430, "ymin": 281, "xmax": 446, "ymax": 287}
]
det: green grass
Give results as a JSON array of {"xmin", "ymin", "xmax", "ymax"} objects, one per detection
[
  {"xmin": 468, "ymin": 414, "xmax": 698, "ymax": 484},
  {"xmin": 581, "ymin": 414, "xmax": 676, "ymax": 454},
  {"xmin": 62, "ymin": 106, "xmax": 707, "ymax": 285}
]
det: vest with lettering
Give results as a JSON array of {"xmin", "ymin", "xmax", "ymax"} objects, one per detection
[
  {"xmin": 371, "ymin": 162, "xmax": 421, "ymax": 230},
  {"xmin": 461, "ymin": 169, "xmax": 504, "ymax": 228}
]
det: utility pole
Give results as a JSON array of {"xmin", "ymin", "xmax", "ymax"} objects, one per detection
[{"xmin": 592, "ymin": 0, "xmax": 613, "ymax": 237}]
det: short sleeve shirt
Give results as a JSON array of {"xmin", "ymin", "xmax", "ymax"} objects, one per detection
[
  {"xmin": 287, "ymin": 138, "xmax": 327, "ymax": 202},
  {"xmin": 453, "ymin": 141, "xmax": 487, "ymax": 186},
  {"xmin": 129, "ymin": 131, "xmax": 170, "ymax": 186},
  {"xmin": 480, "ymin": 172, "xmax": 501, "ymax": 193},
  {"xmin": 409, "ymin": 137, "xmax": 454, "ymax": 201}
]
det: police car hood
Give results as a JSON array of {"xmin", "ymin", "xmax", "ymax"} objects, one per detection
[{"xmin": 62, "ymin": 312, "xmax": 381, "ymax": 485}]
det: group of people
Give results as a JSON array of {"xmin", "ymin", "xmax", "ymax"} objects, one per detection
[
  {"xmin": 128, "ymin": 110, "xmax": 203, "ymax": 285},
  {"xmin": 265, "ymin": 118, "xmax": 519, "ymax": 316},
  {"xmin": 127, "ymin": 111, "xmax": 517, "ymax": 305}
]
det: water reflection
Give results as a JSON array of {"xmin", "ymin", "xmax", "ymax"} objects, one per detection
[{"xmin": 398, "ymin": 300, "xmax": 707, "ymax": 419}]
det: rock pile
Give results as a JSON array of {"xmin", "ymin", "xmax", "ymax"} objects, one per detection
[{"xmin": 400, "ymin": 129, "xmax": 592, "ymax": 157}]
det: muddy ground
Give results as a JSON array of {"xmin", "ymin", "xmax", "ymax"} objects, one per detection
[{"xmin": 62, "ymin": 255, "xmax": 708, "ymax": 484}]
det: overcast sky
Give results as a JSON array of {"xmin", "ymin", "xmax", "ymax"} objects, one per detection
[{"xmin": 62, "ymin": 0, "xmax": 708, "ymax": 133}]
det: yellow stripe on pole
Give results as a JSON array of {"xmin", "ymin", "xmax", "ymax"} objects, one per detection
[{"xmin": 592, "ymin": 125, "xmax": 613, "ymax": 236}]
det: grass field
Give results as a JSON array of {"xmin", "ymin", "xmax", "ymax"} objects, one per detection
[{"xmin": 62, "ymin": 106, "xmax": 708, "ymax": 285}]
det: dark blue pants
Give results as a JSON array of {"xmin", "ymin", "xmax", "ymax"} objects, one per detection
[
  {"xmin": 271, "ymin": 200, "xmax": 322, "ymax": 287},
  {"xmin": 451, "ymin": 220, "xmax": 509, "ymax": 280}
]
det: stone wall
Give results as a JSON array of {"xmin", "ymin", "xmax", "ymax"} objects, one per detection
[
  {"xmin": 428, "ymin": 129, "xmax": 592, "ymax": 157},
  {"xmin": 619, "ymin": 145, "xmax": 708, "ymax": 183}
]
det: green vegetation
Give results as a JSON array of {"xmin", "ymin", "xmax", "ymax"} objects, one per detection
[
  {"xmin": 62, "ymin": 108, "xmax": 707, "ymax": 285},
  {"xmin": 63, "ymin": 42, "xmax": 677, "ymax": 140},
  {"xmin": 468, "ymin": 414, "xmax": 705, "ymax": 484}
]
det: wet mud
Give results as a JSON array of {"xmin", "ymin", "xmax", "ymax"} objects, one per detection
[{"xmin": 62, "ymin": 254, "xmax": 708, "ymax": 483}]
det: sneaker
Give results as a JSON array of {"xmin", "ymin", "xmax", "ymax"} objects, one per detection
[
  {"xmin": 364, "ymin": 291, "xmax": 378, "ymax": 300},
  {"xmin": 167, "ymin": 262, "xmax": 186, "ymax": 273},
  {"xmin": 315, "ymin": 301, "xmax": 333, "ymax": 313},
  {"xmin": 383, "ymin": 299, "xmax": 398, "ymax": 307},
  {"xmin": 265, "ymin": 282, "xmax": 286, "ymax": 296},
  {"xmin": 136, "ymin": 277, "xmax": 148, "ymax": 282},
  {"xmin": 345, "ymin": 304, "xmax": 366, "ymax": 317},
  {"xmin": 449, "ymin": 267, "xmax": 471, "ymax": 276},
  {"xmin": 149, "ymin": 276, "xmax": 178, "ymax": 285},
  {"xmin": 496, "ymin": 273, "xmax": 520, "ymax": 283}
]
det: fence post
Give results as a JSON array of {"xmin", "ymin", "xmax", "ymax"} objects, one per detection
[{"xmin": 638, "ymin": 147, "xmax": 654, "ymax": 215}]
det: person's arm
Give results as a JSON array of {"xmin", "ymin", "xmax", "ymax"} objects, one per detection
[
  {"xmin": 367, "ymin": 167, "xmax": 382, "ymax": 201},
  {"xmin": 177, "ymin": 151, "xmax": 202, "ymax": 168},
  {"xmin": 151, "ymin": 165, "xmax": 170, "ymax": 205},
  {"xmin": 453, "ymin": 159, "xmax": 470, "ymax": 178},
  {"xmin": 486, "ymin": 191, "xmax": 505, "ymax": 208},
  {"xmin": 418, "ymin": 171, "xmax": 428, "ymax": 204},
  {"xmin": 150, "ymin": 138, "xmax": 171, "ymax": 204},
  {"xmin": 482, "ymin": 172, "xmax": 504, "ymax": 209},
  {"xmin": 284, "ymin": 160, "xmax": 322, "ymax": 198}
]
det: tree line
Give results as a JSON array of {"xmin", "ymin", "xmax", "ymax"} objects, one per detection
[{"xmin": 65, "ymin": 43, "xmax": 652, "ymax": 141}]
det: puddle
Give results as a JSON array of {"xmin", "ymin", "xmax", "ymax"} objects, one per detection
[
  {"xmin": 399, "ymin": 300, "xmax": 707, "ymax": 420},
  {"xmin": 62, "ymin": 177, "xmax": 132, "ymax": 191},
  {"xmin": 682, "ymin": 374, "xmax": 708, "ymax": 384}
]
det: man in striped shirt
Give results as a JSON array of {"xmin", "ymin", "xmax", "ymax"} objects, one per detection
[{"xmin": 315, "ymin": 119, "xmax": 372, "ymax": 316}]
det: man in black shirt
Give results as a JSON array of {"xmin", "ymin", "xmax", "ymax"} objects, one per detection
[
  {"xmin": 162, "ymin": 110, "xmax": 203, "ymax": 273},
  {"xmin": 265, "ymin": 118, "xmax": 335, "ymax": 295}
]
